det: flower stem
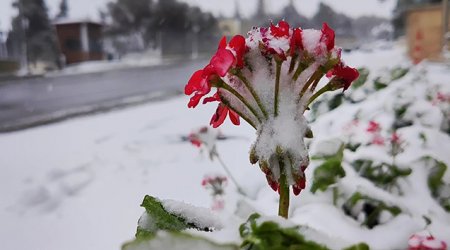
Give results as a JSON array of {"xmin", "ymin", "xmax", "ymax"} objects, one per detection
[
  {"xmin": 332, "ymin": 186, "xmax": 338, "ymax": 206},
  {"xmin": 214, "ymin": 152, "xmax": 248, "ymax": 197},
  {"xmin": 288, "ymin": 54, "xmax": 298, "ymax": 73},
  {"xmin": 274, "ymin": 61, "xmax": 282, "ymax": 117},
  {"xmin": 307, "ymin": 83, "xmax": 332, "ymax": 106},
  {"xmin": 292, "ymin": 61, "xmax": 307, "ymax": 81},
  {"xmin": 300, "ymin": 70, "xmax": 322, "ymax": 97},
  {"xmin": 236, "ymin": 72, "xmax": 268, "ymax": 119},
  {"xmin": 278, "ymin": 156, "xmax": 290, "ymax": 218},
  {"xmin": 216, "ymin": 80, "xmax": 262, "ymax": 123}
]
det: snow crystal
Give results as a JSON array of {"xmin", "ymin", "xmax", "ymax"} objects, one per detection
[{"xmin": 302, "ymin": 29, "xmax": 322, "ymax": 55}]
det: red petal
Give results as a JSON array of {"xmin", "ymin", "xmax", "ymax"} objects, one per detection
[
  {"xmin": 202, "ymin": 92, "xmax": 221, "ymax": 104},
  {"xmin": 290, "ymin": 28, "xmax": 303, "ymax": 55},
  {"xmin": 188, "ymin": 93, "xmax": 203, "ymax": 108},
  {"xmin": 320, "ymin": 23, "xmax": 335, "ymax": 51},
  {"xmin": 227, "ymin": 108, "xmax": 240, "ymax": 125},
  {"xmin": 229, "ymin": 35, "xmax": 246, "ymax": 68},
  {"xmin": 266, "ymin": 175, "xmax": 279, "ymax": 192},
  {"xmin": 270, "ymin": 20, "xmax": 290, "ymax": 37},
  {"xmin": 210, "ymin": 104, "xmax": 228, "ymax": 128},
  {"xmin": 293, "ymin": 185, "xmax": 302, "ymax": 196},
  {"xmin": 218, "ymin": 36, "xmax": 227, "ymax": 49},
  {"xmin": 331, "ymin": 63, "xmax": 359, "ymax": 90},
  {"xmin": 185, "ymin": 70, "xmax": 205, "ymax": 95},
  {"xmin": 210, "ymin": 49, "xmax": 235, "ymax": 77}
]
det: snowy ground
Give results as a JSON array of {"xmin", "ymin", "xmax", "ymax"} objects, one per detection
[{"xmin": 1, "ymin": 45, "xmax": 449, "ymax": 250}]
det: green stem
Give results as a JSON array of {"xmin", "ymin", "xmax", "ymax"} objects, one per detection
[
  {"xmin": 215, "ymin": 152, "xmax": 248, "ymax": 197},
  {"xmin": 236, "ymin": 72, "xmax": 268, "ymax": 118},
  {"xmin": 292, "ymin": 61, "xmax": 307, "ymax": 81},
  {"xmin": 307, "ymin": 83, "xmax": 332, "ymax": 106},
  {"xmin": 278, "ymin": 156, "xmax": 290, "ymax": 218},
  {"xmin": 333, "ymin": 186, "xmax": 338, "ymax": 206},
  {"xmin": 274, "ymin": 61, "xmax": 282, "ymax": 117},
  {"xmin": 216, "ymin": 80, "xmax": 262, "ymax": 123},
  {"xmin": 288, "ymin": 54, "xmax": 298, "ymax": 73},
  {"xmin": 300, "ymin": 70, "xmax": 322, "ymax": 97}
]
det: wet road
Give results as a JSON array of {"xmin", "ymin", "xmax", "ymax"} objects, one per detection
[{"xmin": 0, "ymin": 59, "xmax": 207, "ymax": 132}]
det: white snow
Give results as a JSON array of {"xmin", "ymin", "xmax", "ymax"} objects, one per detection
[{"xmin": 162, "ymin": 199, "xmax": 223, "ymax": 230}]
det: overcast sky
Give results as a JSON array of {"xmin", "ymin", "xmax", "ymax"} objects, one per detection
[{"xmin": 0, "ymin": 0, "xmax": 397, "ymax": 32}]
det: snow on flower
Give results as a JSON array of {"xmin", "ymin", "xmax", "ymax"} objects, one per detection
[{"xmin": 184, "ymin": 21, "xmax": 359, "ymax": 204}]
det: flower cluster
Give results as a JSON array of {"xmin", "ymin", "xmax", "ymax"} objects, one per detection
[
  {"xmin": 185, "ymin": 21, "xmax": 359, "ymax": 198},
  {"xmin": 408, "ymin": 232, "xmax": 447, "ymax": 250},
  {"xmin": 366, "ymin": 121, "xmax": 385, "ymax": 146},
  {"xmin": 187, "ymin": 126, "xmax": 220, "ymax": 159}
]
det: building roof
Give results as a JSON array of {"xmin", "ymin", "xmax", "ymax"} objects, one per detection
[{"xmin": 53, "ymin": 17, "xmax": 102, "ymax": 26}]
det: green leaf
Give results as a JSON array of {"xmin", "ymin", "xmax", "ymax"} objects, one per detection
[
  {"xmin": 137, "ymin": 195, "xmax": 216, "ymax": 238},
  {"xmin": 373, "ymin": 77, "xmax": 388, "ymax": 90},
  {"xmin": 328, "ymin": 93, "xmax": 344, "ymax": 111},
  {"xmin": 311, "ymin": 158, "xmax": 346, "ymax": 194},
  {"xmin": 240, "ymin": 213, "xmax": 329, "ymax": 250},
  {"xmin": 343, "ymin": 242, "xmax": 370, "ymax": 250},
  {"xmin": 123, "ymin": 231, "xmax": 239, "ymax": 250},
  {"xmin": 390, "ymin": 67, "xmax": 409, "ymax": 81},
  {"xmin": 350, "ymin": 159, "xmax": 411, "ymax": 190},
  {"xmin": 138, "ymin": 195, "xmax": 189, "ymax": 235},
  {"xmin": 427, "ymin": 159, "xmax": 447, "ymax": 197},
  {"xmin": 351, "ymin": 67, "xmax": 369, "ymax": 89},
  {"xmin": 343, "ymin": 192, "xmax": 402, "ymax": 229}
]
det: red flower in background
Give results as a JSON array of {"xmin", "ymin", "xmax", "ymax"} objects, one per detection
[
  {"xmin": 367, "ymin": 121, "xmax": 381, "ymax": 133},
  {"xmin": 408, "ymin": 232, "xmax": 447, "ymax": 250}
]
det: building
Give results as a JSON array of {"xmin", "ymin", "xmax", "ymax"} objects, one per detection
[
  {"xmin": 405, "ymin": 2, "xmax": 450, "ymax": 61},
  {"xmin": 54, "ymin": 19, "xmax": 103, "ymax": 65}
]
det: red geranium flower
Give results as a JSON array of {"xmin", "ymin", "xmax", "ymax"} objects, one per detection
[
  {"xmin": 330, "ymin": 63, "xmax": 359, "ymax": 90},
  {"xmin": 210, "ymin": 103, "xmax": 240, "ymax": 128}
]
